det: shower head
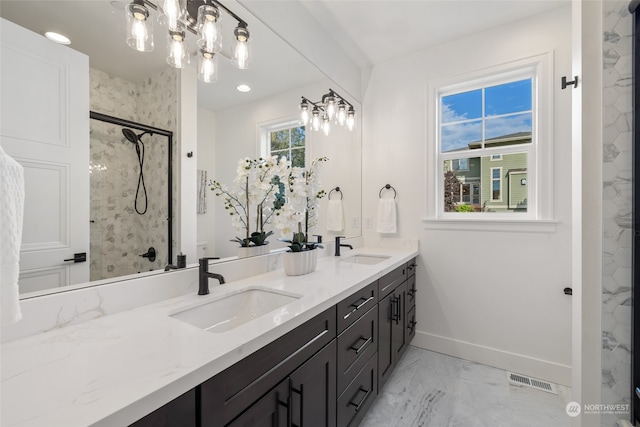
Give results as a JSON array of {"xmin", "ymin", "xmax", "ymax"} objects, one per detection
[{"xmin": 122, "ymin": 128, "xmax": 139, "ymax": 144}]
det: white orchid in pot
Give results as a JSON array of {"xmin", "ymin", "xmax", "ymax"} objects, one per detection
[
  {"xmin": 276, "ymin": 157, "xmax": 328, "ymax": 275},
  {"xmin": 211, "ymin": 156, "xmax": 288, "ymax": 250}
]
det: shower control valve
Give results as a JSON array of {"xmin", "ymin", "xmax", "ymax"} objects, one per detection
[{"xmin": 139, "ymin": 247, "xmax": 156, "ymax": 262}]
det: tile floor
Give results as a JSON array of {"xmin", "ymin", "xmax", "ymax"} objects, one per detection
[{"xmin": 361, "ymin": 346, "xmax": 572, "ymax": 427}]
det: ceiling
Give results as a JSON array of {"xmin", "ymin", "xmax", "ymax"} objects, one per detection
[
  {"xmin": 301, "ymin": 0, "xmax": 570, "ymax": 68},
  {"xmin": 0, "ymin": 0, "xmax": 325, "ymax": 112},
  {"xmin": 0, "ymin": 0, "xmax": 571, "ymax": 111}
]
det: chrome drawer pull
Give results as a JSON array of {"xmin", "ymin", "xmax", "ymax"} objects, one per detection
[
  {"xmin": 350, "ymin": 336, "xmax": 373, "ymax": 354},
  {"xmin": 343, "ymin": 296, "xmax": 374, "ymax": 320},
  {"xmin": 348, "ymin": 387, "xmax": 371, "ymax": 412}
]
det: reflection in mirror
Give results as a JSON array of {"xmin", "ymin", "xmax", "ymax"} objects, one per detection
[{"xmin": 0, "ymin": 0, "xmax": 363, "ymax": 295}]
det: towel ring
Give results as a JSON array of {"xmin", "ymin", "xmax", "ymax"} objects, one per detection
[
  {"xmin": 329, "ymin": 187, "xmax": 343, "ymax": 200},
  {"xmin": 379, "ymin": 184, "xmax": 397, "ymax": 199}
]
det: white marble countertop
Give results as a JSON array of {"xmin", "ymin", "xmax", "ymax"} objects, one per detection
[{"xmin": 1, "ymin": 247, "xmax": 417, "ymax": 427}]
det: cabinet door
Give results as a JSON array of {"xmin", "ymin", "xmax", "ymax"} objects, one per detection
[
  {"xmin": 226, "ymin": 380, "xmax": 289, "ymax": 427},
  {"xmin": 290, "ymin": 340, "xmax": 337, "ymax": 427},
  {"xmin": 393, "ymin": 281, "xmax": 408, "ymax": 360},
  {"xmin": 377, "ymin": 292, "xmax": 394, "ymax": 390}
]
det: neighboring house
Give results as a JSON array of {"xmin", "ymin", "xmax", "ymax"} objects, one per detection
[{"xmin": 444, "ymin": 132, "xmax": 530, "ymax": 212}]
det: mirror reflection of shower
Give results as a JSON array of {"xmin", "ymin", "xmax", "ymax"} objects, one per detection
[
  {"xmin": 89, "ymin": 112, "xmax": 173, "ymax": 282},
  {"xmin": 122, "ymin": 128, "xmax": 150, "ymax": 215}
]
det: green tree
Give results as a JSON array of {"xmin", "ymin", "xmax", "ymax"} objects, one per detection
[{"xmin": 443, "ymin": 170, "xmax": 461, "ymax": 212}]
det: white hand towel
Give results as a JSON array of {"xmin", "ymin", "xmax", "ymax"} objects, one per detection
[
  {"xmin": 0, "ymin": 145, "xmax": 24, "ymax": 324},
  {"xmin": 376, "ymin": 198, "xmax": 397, "ymax": 234},
  {"xmin": 326, "ymin": 199, "xmax": 344, "ymax": 232}
]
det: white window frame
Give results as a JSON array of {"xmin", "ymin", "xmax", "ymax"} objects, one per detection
[
  {"xmin": 424, "ymin": 53, "xmax": 555, "ymax": 231},
  {"xmin": 452, "ymin": 158, "xmax": 469, "ymax": 171},
  {"xmin": 259, "ymin": 118, "xmax": 309, "ymax": 167},
  {"xmin": 490, "ymin": 154, "xmax": 503, "ymax": 161}
]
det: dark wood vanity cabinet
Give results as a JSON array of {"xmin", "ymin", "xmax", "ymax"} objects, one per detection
[
  {"xmin": 228, "ymin": 340, "xmax": 337, "ymax": 427},
  {"xmin": 131, "ymin": 257, "xmax": 417, "ymax": 427},
  {"xmin": 199, "ymin": 307, "xmax": 337, "ymax": 426}
]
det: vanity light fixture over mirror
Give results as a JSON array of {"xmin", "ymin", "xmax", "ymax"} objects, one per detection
[
  {"xmin": 299, "ymin": 88, "xmax": 356, "ymax": 136},
  {"xmin": 125, "ymin": 0, "xmax": 252, "ymax": 80}
]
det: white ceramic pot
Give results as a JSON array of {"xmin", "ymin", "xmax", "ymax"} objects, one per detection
[
  {"xmin": 282, "ymin": 250, "xmax": 318, "ymax": 276},
  {"xmin": 237, "ymin": 244, "xmax": 270, "ymax": 259}
]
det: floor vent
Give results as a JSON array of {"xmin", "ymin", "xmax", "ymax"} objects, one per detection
[{"xmin": 506, "ymin": 372, "xmax": 558, "ymax": 394}]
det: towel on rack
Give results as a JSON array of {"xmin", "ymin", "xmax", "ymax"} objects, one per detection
[
  {"xmin": 1, "ymin": 145, "xmax": 24, "ymax": 324},
  {"xmin": 376, "ymin": 198, "xmax": 397, "ymax": 234},
  {"xmin": 197, "ymin": 169, "xmax": 207, "ymax": 214},
  {"xmin": 326, "ymin": 199, "xmax": 344, "ymax": 232}
]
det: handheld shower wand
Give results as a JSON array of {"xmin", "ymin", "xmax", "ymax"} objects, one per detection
[{"xmin": 122, "ymin": 128, "xmax": 151, "ymax": 215}]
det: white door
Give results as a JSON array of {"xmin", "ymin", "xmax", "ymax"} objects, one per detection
[{"xmin": 0, "ymin": 18, "xmax": 90, "ymax": 293}]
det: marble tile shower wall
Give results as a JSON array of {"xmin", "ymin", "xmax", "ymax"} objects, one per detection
[
  {"xmin": 602, "ymin": 2, "xmax": 633, "ymax": 426},
  {"xmin": 89, "ymin": 68, "xmax": 177, "ymax": 281}
]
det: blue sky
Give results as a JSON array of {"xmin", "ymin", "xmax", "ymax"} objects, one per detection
[{"xmin": 441, "ymin": 79, "xmax": 532, "ymax": 152}]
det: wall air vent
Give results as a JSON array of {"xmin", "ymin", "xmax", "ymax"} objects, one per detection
[{"xmin": 506, "ymin": 372, "xmax": 558, "ymax": 394}]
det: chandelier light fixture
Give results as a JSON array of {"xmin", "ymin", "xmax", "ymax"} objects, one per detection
[
  {"xmin": 299, "ymin": 89, "xmax": 356, "ymax": 136},
  {"xmin": 125, "ymin": 0, "xmax": 251, "ymax": 82}
]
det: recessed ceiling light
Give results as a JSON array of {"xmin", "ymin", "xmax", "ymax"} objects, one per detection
[
  {"xmin": 237, "ymin": 84, "xmax": 251, "ymax": 92},
  {"xmin": 44, "ymin": 31, "xmax": 71, "ymax": 45}
]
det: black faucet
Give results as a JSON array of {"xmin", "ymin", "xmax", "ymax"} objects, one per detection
[
  {"xmin": 334, "ymin": 236, "xmax": 353, "ymax": 256},
  {"xmin": 164, "ymin": 264, "xmax": 180, "ymax": 271},
  {"xmin": 199, "ymin": 257, "xmax": 224, "ymax": 295}
]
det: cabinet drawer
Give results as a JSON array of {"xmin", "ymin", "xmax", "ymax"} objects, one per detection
[
  {"xmin": 337, "ymin": 306, "xmax": 377, "ymax": 395},
  {"xmin": 406, "ymin": 274, "xmax": 416, "ymax": 312},
  {"xmin": 406, "ymin": 305, "xmax": 417, "ymax": 345},
  {"xmin": 337, "ymin": 353, "xmax": 377, "ymax": 427},
  {"xmin": 199, "ymin": 306, "xmax": 337, "ymax": 426},
  {"xmin": 130, "ymin": 388, "xmax": 196, "ymax": 427},
  {"xmin": 337, "ymin": 280, "xmax": 377, "ymax": 334},
  {"xmin": 378, "ymin": 264, "xmax": 406, "ymax": 300},
  {"xmin": 407, "ymin": 258, "xmax": 417, "ymax": 278}
]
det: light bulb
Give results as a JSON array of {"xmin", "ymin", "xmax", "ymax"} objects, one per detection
[
  {"xmin": 322, "ymin": 116, "xmax": 331, "ymax": 136},
  {"xmin": 198, "ymin": 51, "xmax": 217, "ymax": 83},
  {"xmin": 311, "ymin": 108, "xmax": 321, "ymax": 131},
  {"xmin": 166, "ymin": 31, "xmax": 187, "ymax": 68},
  {"xmin": 336, "ymin": 102, "xmax": 347, "ymax": 126},
  {"xmin": 346, "ymin": 109, "xmax": 356, "ymax": 131},
  {"xmin": 299, "ymin": 101, "xmax": 310, "ymax": 125},
  {"xmin": 126, "ymin": 1, "xmax": 153, "ymax": 52},
  {"xmin": 325, "ymin": 96, "xmax": 336, "ymax": 120},
  {"xmin": 162, "ymin": 0, "xmax": 182, "ymax": 31},
  {"xmin": 233, "ymin": 23, "xmax": 251, "ymax": 69},
  {"xmin": 197, "ymin": 4, "xmax": 221, "ymax": 53}
]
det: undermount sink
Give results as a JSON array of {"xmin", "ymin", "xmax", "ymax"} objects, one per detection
[
  {"xmin": 341, "ymin": 254, "xmax": 390, "ymax": 265},
  {"xmin": 170, "ymin": 289, "xmax": 299, "ymax": 333}
]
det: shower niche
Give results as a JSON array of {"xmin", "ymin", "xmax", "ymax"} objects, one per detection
[{"xmin": 89, "ymin": 112, "xmax": 173, "ymax": 281}]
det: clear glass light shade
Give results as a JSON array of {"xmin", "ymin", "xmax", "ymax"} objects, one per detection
[
  {"xmin": 126, "ymin": 1, "xmax": 153, "ymax": 52},
  {"xmin": 311, "ymin": 109, "xmax": 321, "ymax": 131},
  {"xmin": 197, "ymin": 5, "xmax": 222, "ymax": 53},
  {"xmin": 198, "ymin": 51, "xmax": 218, "ymax": 83},
  {"xmin": 160, "ymin": 0, "xmax": 184, "ymax": 31},
  {"xmin": 322, "ymin": 116, "xmax": 331, "ymax": 136},
  {"xmin": 336, "ymin": 102, "xmax": 347, "ymax": 126},
  {"xmin": 325, "ymin": 96, "xmax": 336, "ymax": 120},
  {"xmin": 166, "ymin": 31, "xmax": 188, "ymax": 68},
  {"xmin": 232, "ymin": 25, "xmax": 251, "ymax": 69},
  {"xmin": 346, "ymin": 110, "xmax": 356, "ymax": 131},
  {"xmin": 299, "ymin": 101, "xmax": 310, "ymax": 125}
]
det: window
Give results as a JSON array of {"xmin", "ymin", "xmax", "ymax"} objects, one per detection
[
  {"xmin": 264, "ymin": 122, "xmax": 306, "ymax": 168},
  {"xmin": 426, "ymin": 53, "xmax": 554, "ymax": 223},
  {"xmin": 491, "ymin": 167, "xmax": 502, "ymax": 201}
]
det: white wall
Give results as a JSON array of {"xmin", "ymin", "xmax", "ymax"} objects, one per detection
[
  {"xmin": 197, "ymin": 107, "xmax": 217, "ymax": 257},
  {"xmin": 362, "ymin": 6, "xmax": 573, "ymax": 385},
  {"xmin": 202, "ymin": 79, "xmax": 362, "ymax": 259}
]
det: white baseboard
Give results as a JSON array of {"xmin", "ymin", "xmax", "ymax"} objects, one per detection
[{"xmin": 411, "ymin": 330, "xmax": 572, "ymax": 387}]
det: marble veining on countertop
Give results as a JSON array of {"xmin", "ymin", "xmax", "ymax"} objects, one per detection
[{"xmin": 1, "ymin": 247, "xmax": 417, "ymax": 427}]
